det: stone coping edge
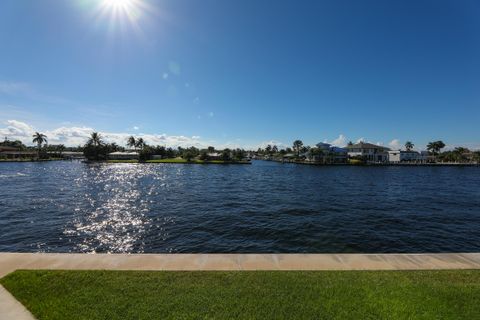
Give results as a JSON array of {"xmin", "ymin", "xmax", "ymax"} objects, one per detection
[{"xmin": 1, "ymin": 253, "xmax": 479, "ymax": 278}]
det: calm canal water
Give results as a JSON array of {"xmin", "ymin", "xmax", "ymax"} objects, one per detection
[{"xmin": 1, "ymin": 160, "xmax": 479, "ymax": 253}]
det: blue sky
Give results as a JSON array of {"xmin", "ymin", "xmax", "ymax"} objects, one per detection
[{"xmin": 0, "ymin": 0, "xmax": 479, "ymax": 150}]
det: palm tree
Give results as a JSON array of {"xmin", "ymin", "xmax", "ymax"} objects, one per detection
[
  {"xmin": 436, "ymin": 141, "xmax": 446, "ymax": 153},
  {"xmin": 427, "ymin": 140, "xmax": 445, "ymax": 156},
  {"xmin": 87, "ymin": 132, "xmax": 103, "ymax": 147},
  {"xmin": 86, "ymin": 132, "xmax": 104, "ymax": 161},
  {"xmin": 127, "ymin": 136, "xmax": 136, "ymax": 151},
  {"xmin": 108, "ymin": 143, "xmax": 120, "ymax": 153},
  {"xmin": 135, "ymin": 138, "xmax": 145, "ymax": 151},
  {"xmin": 32, "ymin": 132, "xmax": 47, "ymax": 159},
  {"xmin": 405, "ymin": 141, "xmax": 414, "ymax": 151},
  {"xmin": 265, "ymin": 145, "xmax": 272, "ymax": 155},
  {"xmin": 57, "ymin": 144, "xmax": 65, "ymax": 157},
  {"xmin": 293, "ymin": 140, "xmax": 303, "ymax": 157}
]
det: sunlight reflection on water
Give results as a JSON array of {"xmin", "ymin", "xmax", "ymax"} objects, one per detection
[{"xmin": 64, "ymin": 164, "xmax": 164, "ymax": 253}]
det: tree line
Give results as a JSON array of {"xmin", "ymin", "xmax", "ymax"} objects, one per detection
[
  {"xmin": 1, "ymin": 134, "xmax": 479, "ymax": 163},
  {"xmin": 83, "ymin": 133, "xmax": 247, "ymax": 162}
]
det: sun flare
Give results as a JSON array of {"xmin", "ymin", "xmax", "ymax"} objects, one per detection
[
  {"xmin": 99, "ymin": 0, "xmax": 144, "ymax": 22},
  {"xmin": 102, "ymin": 0, "xmax": 136, "ymax": 11},
  {"xmin": 79, "ymin": 0, "xmax": 159, "ymax": 39}
]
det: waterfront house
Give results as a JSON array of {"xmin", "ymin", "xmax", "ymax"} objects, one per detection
[
  {"xmin": 330, "ymin": 146, "xmax": 348, "ymax": 163},
  {"xmin": 315, "ymin": 142, "xmax": 332, "ymax": 151},
  {"xmin": 108, "ymin": 151, "xmax": 139, "ymax": 160},
  {"xmin": 388, "ymin": 150, "xmax": 427, "ymax": 163},
  {"xmin": 0, "ymin": 146, "xmax": 18, "ymax": 152},
  {"xmin": 207, "ymin": 152, "xmax": 223, "ymax": 161},
  {"xmin": 60, "ymin": 151, "xmax": 85, "ymax": 160},
  {"xmin": 0, "ymin": 146, "xmax": 37, "ymax": 159},
  {"xmin": 306, "ymin": 143, "xmax": 348, "ymax": 164},
  {"xmin": 282, "ymin": 153, "xmax": 297, "ymax": 161},
  {"xmin": 45, "ymin": 151, "xmax": 84, "ymax": 159},
  {"xmin": 345, "ymin": 142, "xmax": 390, "ymax": 162},
  {"xmin": 0, "ymin": 146, "xmax": 19, "ymax": 158}
]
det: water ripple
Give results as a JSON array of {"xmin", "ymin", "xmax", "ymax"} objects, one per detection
[{"xmin": 0, "ymin": 161, "xmax": 479, "ymax": 253}]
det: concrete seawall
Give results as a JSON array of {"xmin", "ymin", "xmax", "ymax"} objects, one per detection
[{"xmin": 1, "ymin": 253, "xmax": 480, "ymax": 278}]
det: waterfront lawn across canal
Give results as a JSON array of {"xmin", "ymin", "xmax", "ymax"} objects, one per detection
[{"xmin": 1, "ymin": 270, "xmax": 479, "ymax": 319}]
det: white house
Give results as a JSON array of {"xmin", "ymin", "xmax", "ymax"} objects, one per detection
[
  {"xmin": 207, "ymin": 152, "xmax": 223, "ymax": 160},
  {"xmin": 108, "ymin": 151, "xmax": 139, "ymax": 160},
  {"xmin": 388, "ymin": 150, "xmax": 428, "ymax": 163},
  {"xmin": 345, "ymin": 142, "xmax": 390, "ymax": 162}
]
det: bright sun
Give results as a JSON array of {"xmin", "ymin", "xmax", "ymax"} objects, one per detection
[
  {"xmin": 99, "ymin": 0, "xmax": 145, "ymax": 24},
  {"xmin": 102, "ymin": 0, "xmax": 136, "ymax": 10},
  {"xmin": 103, "ymin": 0, "xmax": 137, "ymax": 12},
  {"xmin": 92, "ymin": 0, "xmax": 156, "ymax": 36}
]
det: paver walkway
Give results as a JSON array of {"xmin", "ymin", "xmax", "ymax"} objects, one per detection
[
  {"xmin": 0, "ymin": 285, "xmax": 35, "ymax": 320},
  {"xmin": 1, "ymin": 252, "xmax": 480, "ymax": 320}
]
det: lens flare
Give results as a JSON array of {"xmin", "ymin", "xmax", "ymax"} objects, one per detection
[
  {"xmin": 102, "ymin": 0, "xmax": 138, "ymax": 12},
  {"xmin": 76, "ymin": 0, "xmax": 163, "ymax": 43},
  {"xmin": 100, "ymin": 0, "xmax": 142, "ymax": 21}
]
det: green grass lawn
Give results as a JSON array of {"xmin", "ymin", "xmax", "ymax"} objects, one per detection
[{"xmin": 1, "ymin": 270, "xmax": 479, "ymax": 319}]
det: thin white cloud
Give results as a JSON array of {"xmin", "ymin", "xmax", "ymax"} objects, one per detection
[
  {"xmin": 356, "ymin": 137, "xmax": 365, "ymax": 143},
  {"xmin": 330, "ymin": 134, "xmax": 347, "ymax": 147},
  {"xmin": 0, "ymin": 120, "xmax": 35, "ymax": 138},
  {"xmin": 0, "ymin": 81, "xmax": 31, "ymax": 95},
  {"xmin": 388, "ymin": 139, "xmax": 401, "ymax": 150},
  {"xmin": 208, "ymin": 112, "xmax": 214, "ymax": 118},
  {"xmin": 47, "ymin": 126, "xmax": 95, "ymax": 146}
]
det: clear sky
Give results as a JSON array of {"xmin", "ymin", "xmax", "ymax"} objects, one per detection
[{"xmin": 0, "ymin": 0, "xmax": 479, "ymax": 150}]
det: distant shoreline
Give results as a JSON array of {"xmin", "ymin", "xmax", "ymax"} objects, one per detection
[
  {"xmin": 266, "ymin": 159, "xmax": 480, "ymax": 167},
  {"xmin": 0, "ymin": 158, "xmax": 65, "ymax": 163},
  {"xmin": 106, "ymin": 159, "xmax": 252, "ymax": 165},
  {"xmin": 1, "ymin": 158, "xmax": 478, "ymax": 166}
]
